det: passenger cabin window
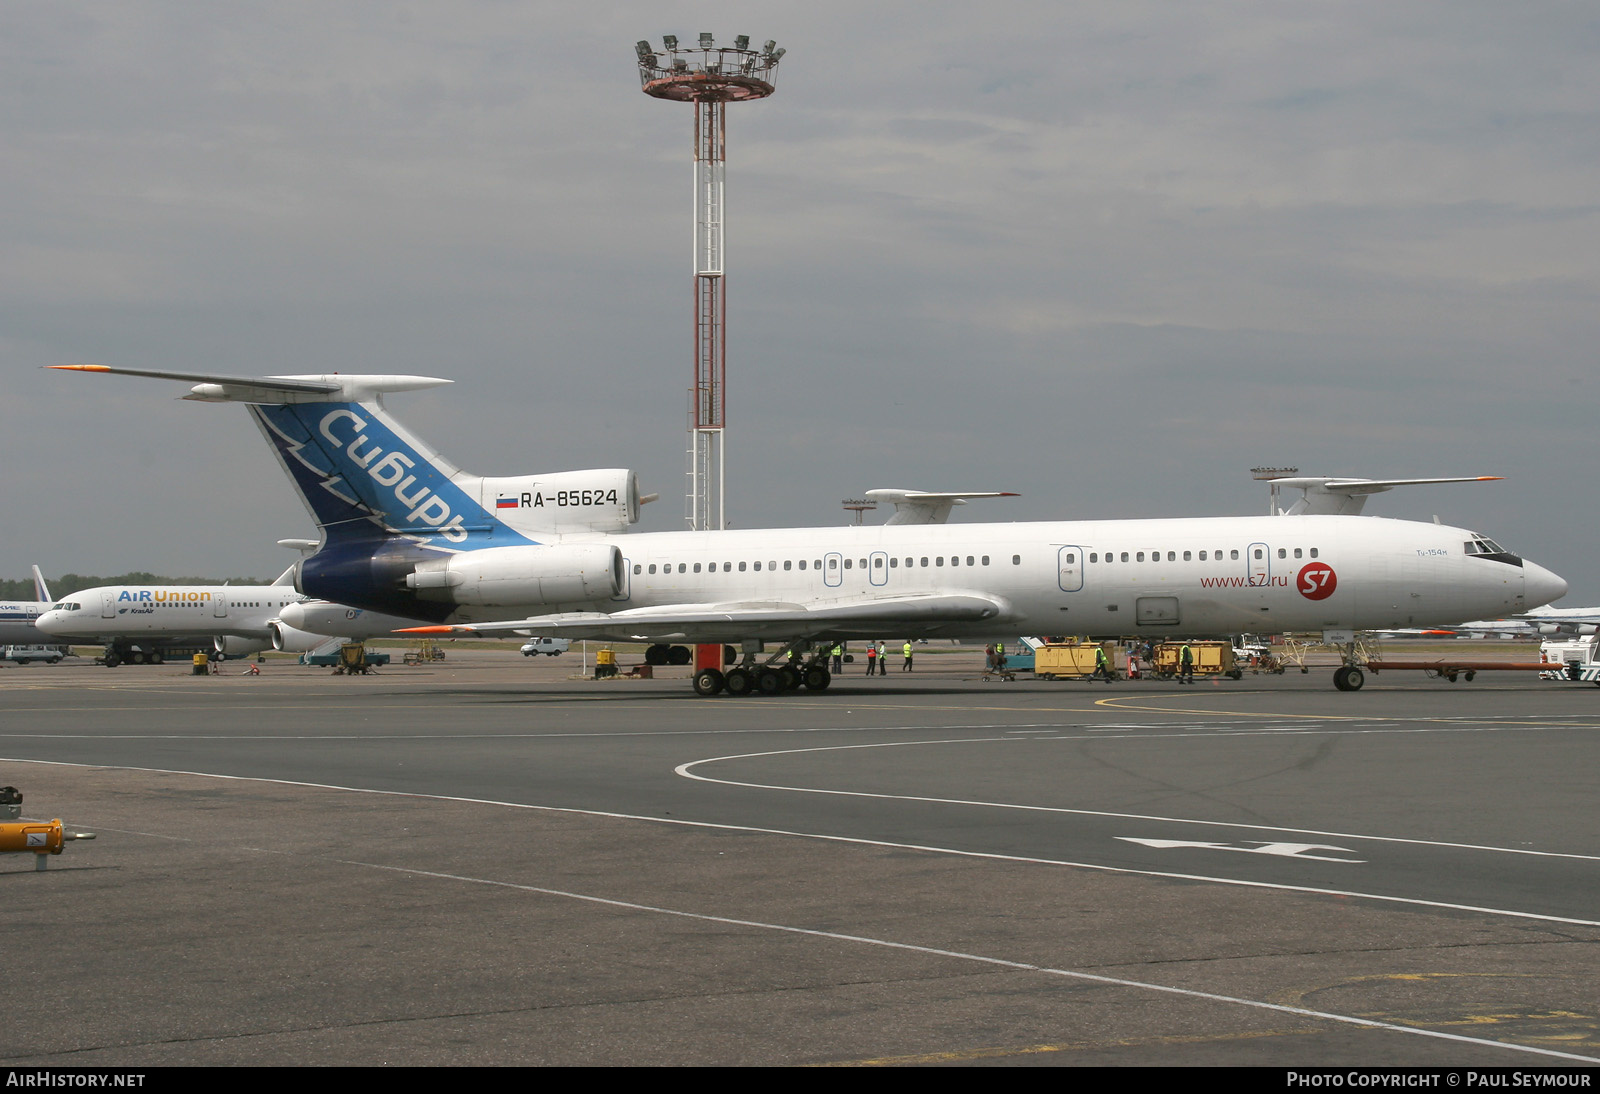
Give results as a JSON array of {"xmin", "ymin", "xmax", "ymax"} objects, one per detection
[
  {"xmin": 1013, "ymin": 555, "xmax": 1021, "ymax": 565},
  {"xmin": 739, "ymin": 562, "xmax": 747, "ymax": 571},
  {"xmin": 1277, "ymin": 549, "xmax": 1286, "ymax": 559},
  {"xmin": 1293, "ymin": 548, "xmax": 1302, "ymax": 559},
  {"xmin": 828, "ymin": 558, "xmax": 837, "ymax": 570},
  {"xmin": 1137, "ymin": 552, "xmax": 1145, "ymax": 562},
  {"xmin": 844, "ymin": 558, "xmax": 852, "ymax": 569},
  {"xmin": 784, "ymin": 560, "xmax": 792, "ymax": 570},
  {"xmin": 982, "ymin": 556, "xmax": 989, "ymax": 565},
  {"xmin": 1231, "ymin": 549, "xmax": 1240, "ymax": 560},
  {"xmin": 1310, "ymin": 548, "xmax": 1318, "ymax": 558},
  {"xmin": 1183, "ymin": 551, "xmax": 1191, "ymax": 561}
]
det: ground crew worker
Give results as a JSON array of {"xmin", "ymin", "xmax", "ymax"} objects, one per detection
[
  {"xmin": 1092, "ymin": 644, "xmax": 1113, "ymax": 684},
  {"xmin": 865, "ymin": 643, "xmax": 878, "ymax": 675},
  {"xmin": 831, "ymin": 644, "xmax": 843, "ymax": 673},
  {"xmin": 1179, "ymin": 642, "xmax": 1195, "ymax": 685},
  {"xmin": 903, "ymin": 640, "xmax": 913, "ymax": 672}
]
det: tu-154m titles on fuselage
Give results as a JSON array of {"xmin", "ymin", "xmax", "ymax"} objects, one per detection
[{"xmin": 50, "ymin": 365, "xmax": 1567, "ymax": 692}]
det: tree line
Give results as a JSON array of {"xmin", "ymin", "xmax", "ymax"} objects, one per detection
[{"xmin": 1, "ymin": 574, "xmax": 271, "ymax": 601}]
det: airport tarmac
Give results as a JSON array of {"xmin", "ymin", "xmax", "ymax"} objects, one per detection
[{"xmin": 1, "ymin": 647, "xmax": 1596, "ymax": 1066}]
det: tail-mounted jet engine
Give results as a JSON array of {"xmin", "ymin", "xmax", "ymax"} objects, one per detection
[
  {"xmin": 212, "ymin": 635, "xmax": 271, "ymax": 659},
  {"xmin": 405, "ymin": 544, "xmax": 623, "ymax": 608},
  {"xmin": 267, "ymin": 621, "xmax": 330, "ymax": 653}
]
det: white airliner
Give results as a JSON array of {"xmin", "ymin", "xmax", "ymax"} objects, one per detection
[
  {"xmin": 50, "ymin": 365, "xmax": 1567, "ymax": 692},
  {"xmin": 0, "ymin": 567, "xmax": 60, "ymax": 645},
  {"xmin": 1414, "ymin": 605, "xmax": 1600, "ymax": 640},
  {"xmin": 36, "ymin": 569, "xmax": 421, "ymax": 666}
]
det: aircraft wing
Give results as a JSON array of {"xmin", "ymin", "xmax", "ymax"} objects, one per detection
[{"xmin": 404, "ymin": 593, "xmax": 1010, "ymax": 643}]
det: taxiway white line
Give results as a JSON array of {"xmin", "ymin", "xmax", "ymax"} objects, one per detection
[
  {"xmin": 9, "ymin": 756, "xmax": 1600, "ymax": 932},
  {"xmin": 339, "ymin": 858, "xmax": 1600, "ymax": 1064},
  {"xmin": 674, "ymin": 735, "xmax": 1600, "ymax": 863}
]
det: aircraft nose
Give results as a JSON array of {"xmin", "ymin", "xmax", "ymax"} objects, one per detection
[
  {"xmin": 1524, "ymin": 561, "xmax": 1568, "ymax": 609},
  {"xmin": 35, "ymin": 610, "xmax": 64, "ymax": 635}
]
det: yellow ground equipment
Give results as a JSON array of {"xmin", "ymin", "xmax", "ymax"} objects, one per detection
[
  {"xmin": 0, "ymin": 792, "xmax": 96, "ymax": 872},
  {"xmin": 1152, "ymin": 641, "xmax": 1242, "ymax": 680},
  {"xmin": 1033, "ymin": 641, "xmax": 1117, "ymax": 681}
]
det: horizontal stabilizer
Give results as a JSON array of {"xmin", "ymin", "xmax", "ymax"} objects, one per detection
[
  {"xmin": 865, "ymin": 489, "xmax": 1020, "ymax": 525},
  {"xmin": 50, "ymin": 365, "xmax": 451, "ymax": 405}
]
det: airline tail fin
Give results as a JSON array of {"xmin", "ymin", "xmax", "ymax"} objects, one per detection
[
  {"xmin": 31, "ymin": 565, "xmax": 53, "ymax": 604},
  {"xmin": 51, "ymin": 366, "xmax": 641, "ymax": 549}
]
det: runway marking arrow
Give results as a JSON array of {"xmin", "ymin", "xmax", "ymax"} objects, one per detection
[{"xmin": 1117, "ymin": 838, "xmax": 1365, "ymax": 863}]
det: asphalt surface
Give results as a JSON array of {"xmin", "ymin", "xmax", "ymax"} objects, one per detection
[{"xmin": 1, "ymin": 647, "xmax": 1596, "ymax": 1066}]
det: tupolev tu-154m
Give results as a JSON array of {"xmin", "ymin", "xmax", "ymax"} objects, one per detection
[{"xmin": 51, "ymin": 365, "xmax": 1567, "ymax": 693}]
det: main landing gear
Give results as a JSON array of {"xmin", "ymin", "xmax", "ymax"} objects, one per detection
[
  {"xmin": 645, "ymin": 643, "xmax": 693, "ymax": 666},
  {"xmin": 692, "ymin": 642, "xmax": 832, "ymax": 698},
  {"xmin": 100, "ymin": 642, "xmax": 164, "ymax": 668}
]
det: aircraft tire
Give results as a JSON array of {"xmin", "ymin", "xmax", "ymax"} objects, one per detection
[
  {"xmin": 724, "ymin": 667, "xmax": 754, "ymax": 696},
  {"xmin": 692, "ymin": 669, "xmax": 725, "ymax": 696},
  {"xmin": 1333, "ymin": 665, "xmax": 1350, "ymax": 691},
  {"xmin": 668, "ymin": 645, "xmax": 692, "ymax": 666},
  {"xmin": 1344, "ymin": 667, "xmax": 1365, "ymax": 691},
  {"xmin": 645, "ymin": 644, "xmax": 670, "ymax": 666},
  {"xmin": 779, "ymin": 666, "xmax": 800, "ymax": 691},
  {"xmin": 755, "ymin": 667, "xmax": 785, "ymax": 696},
  {"xmin": 803, "ymin": 665, "xmax": 831, "ymax": 691}
]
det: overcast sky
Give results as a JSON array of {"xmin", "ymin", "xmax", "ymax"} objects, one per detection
[{"xmin": 3, "ymin": 2, "xmax": 1596, "ymax": 601}]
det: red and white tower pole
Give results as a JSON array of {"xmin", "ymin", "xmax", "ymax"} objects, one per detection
[{"xmin": 637, "ymin": 34, "xmax": 783, "ymax": 530}]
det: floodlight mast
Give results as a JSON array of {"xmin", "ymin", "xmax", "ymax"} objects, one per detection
[{"xmin": 637, "ymin": 35, "xmax": 783, "ymax": 531}]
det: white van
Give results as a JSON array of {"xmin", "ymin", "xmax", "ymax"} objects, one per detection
[
  {"xmin": 520, "ymin": 637, "xmax": 571, "ymax": 657},
  {"xmin": 3, "ymin": 645, "xmax": 66, "ymax": 665}
]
